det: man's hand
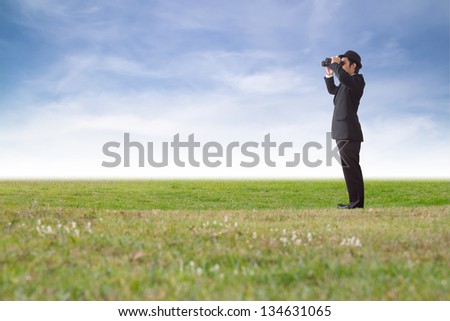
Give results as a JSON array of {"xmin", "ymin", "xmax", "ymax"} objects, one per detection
[
  {"xmin": 325, "ymin": 67, "xmax": 334, "ymax": 77},
  {"xmin": 331, "ymin": 56, "xmax": 341, "ymax": 64}
]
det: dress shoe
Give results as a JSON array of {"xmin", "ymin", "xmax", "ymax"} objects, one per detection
[{"xmin": 337, "ymin": 203, "xmax": 364, "ymax": 209}]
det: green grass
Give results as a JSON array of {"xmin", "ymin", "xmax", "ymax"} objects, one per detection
[
  {"xmin": 0, "ymin": 179, "xmax": 448, "ymax": 210},
  {"xmin": 0, "ymin": 180, "xmax": 449, "ymax": 300}
]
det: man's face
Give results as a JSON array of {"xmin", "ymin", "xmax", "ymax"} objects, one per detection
[{"xmin": 341, "ymin": 57, "xmax": 355, "ymax": 74}]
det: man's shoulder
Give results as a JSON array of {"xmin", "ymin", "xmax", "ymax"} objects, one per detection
[{"xmin": 353, "ymin": 74, "xmax": 365, "ymax": 86}]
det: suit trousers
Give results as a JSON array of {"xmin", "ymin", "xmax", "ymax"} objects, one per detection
[{"xmin": 336, "ymin": 140, "xmax": 364, "ymax": 208}]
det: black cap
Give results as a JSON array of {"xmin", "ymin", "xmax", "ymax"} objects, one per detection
[{"xmin": 339, "ymin": 50, "xmax": 362, "ymax": 69}]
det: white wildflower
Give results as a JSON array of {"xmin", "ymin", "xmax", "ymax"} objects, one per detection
[
  {"xmin": 36, "ymin": 224, "xmax": 54, "ymax": 235},
  {"xmin": 210, "ymin": 264, "xmax": 220, "ymax": 273},
  {"xmin": 252, "ymin": 232, "xmax": 257, "ymax": 239},
  {"xmin": 291, "ymin": 232, "xmax": 297, "ymax": 241},
  {"xmin": 307, "ymin": 232, "xmax": 313, "ymax": 242},
  {"xmin": 280, "ymin": 237, "xmax": 288, "ymax": 246},
  {"xmin": 340, "ymin": 236, "xmax": 362, "ymax": 247}
]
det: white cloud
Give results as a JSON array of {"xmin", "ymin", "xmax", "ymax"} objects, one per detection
[
  {"xmin": 1, "ymin": 0, "xmax": 448, "ymax": 179},
  {"xmin": 2, "ymin": 74, "xmax": 447, "ymax": 179},
  {"xmin": 220, "ymin": 70, "xmax": 314, "ymax": 95}
]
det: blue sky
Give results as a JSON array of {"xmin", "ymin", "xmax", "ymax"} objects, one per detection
[{"xmin": 0, "ymin": 0, "xmax": 449, "ymax": 178}]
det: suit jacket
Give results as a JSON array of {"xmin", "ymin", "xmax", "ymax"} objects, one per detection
[{"xmin": 325, "ymin": 62, "xmax": 365, "ymax": 141}]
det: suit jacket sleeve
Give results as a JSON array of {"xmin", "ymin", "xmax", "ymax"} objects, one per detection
[
  {"xmin": 329, "ymin": 62, "xmax": 364, "ymax": 92},
  {"xmin": 324, "ymin": 76, "xmax": 338, "ymax": 95}
]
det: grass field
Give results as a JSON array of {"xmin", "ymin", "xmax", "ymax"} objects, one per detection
[{"xmin": 0, "ymin": 180, "xmax": 449, "ymax": 300}]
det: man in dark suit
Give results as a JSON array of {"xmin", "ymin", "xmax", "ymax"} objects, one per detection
[{"xmin": 324, "ymin": 50, "xmax": 365, "ymax": 209}]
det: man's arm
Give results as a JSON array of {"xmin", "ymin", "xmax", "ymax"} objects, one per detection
[
  {"xmin": 329, "ymin": 59, "xmax": 364, "ymax": 92},
  {"xmin": 324, "ymin": 67, "xmax": 338, "ymax": 95}
]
